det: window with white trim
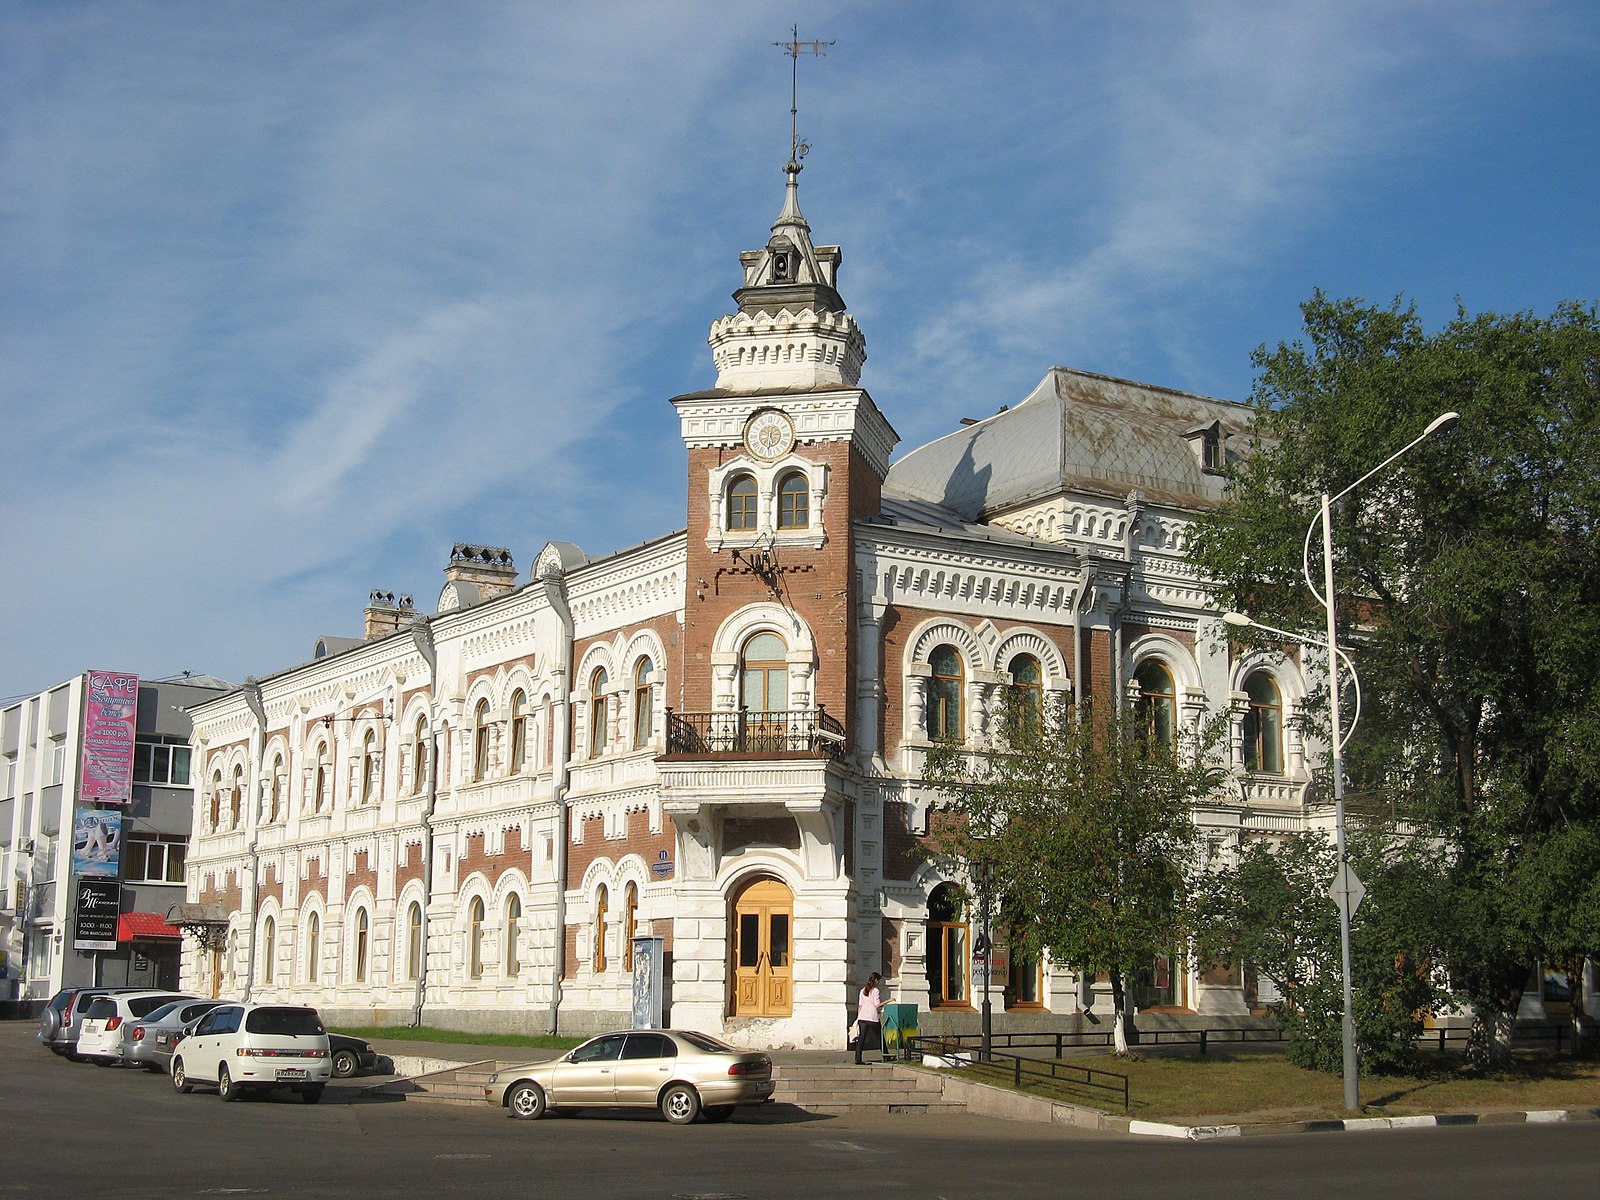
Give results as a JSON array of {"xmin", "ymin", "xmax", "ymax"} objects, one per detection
[{"xmin": 124, "ymin": 835, "xmax": 187, "ymax": 884}]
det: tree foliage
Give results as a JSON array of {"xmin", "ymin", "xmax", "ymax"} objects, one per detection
[
  {"xmin": 1187, "ymin": 293, "xmax": 1600, "ymax": 1064},
  {"xmin": 921, "ymin": 696, "xmax": 1227, "ymax": 1049},
  {"xmin": 1192, "ymin": 830, "xmax": 1449, "ymax": 1075}
]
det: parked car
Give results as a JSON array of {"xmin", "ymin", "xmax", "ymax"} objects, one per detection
[
  {"xmin": 76, "ymin": 991, "xmax": 196, "ymax": 1064},
  {"xmin": 121, "ymin": 998, "xmax": 232, "ymax": 1072},
  {"xmin": 484, "ymin": 1029, "xmax": 774, "ymax": 1124},
  {"xmin": 170, "ymin": 1003, "xmax": 332, "ymax": 1102},
  {"xmin": 37, "ymin": 987, "xmax": 139, "ymax": 1059},
  {"xmin": 329, "ymin": 1033, "xmax": 378, "ymax": 1079}
]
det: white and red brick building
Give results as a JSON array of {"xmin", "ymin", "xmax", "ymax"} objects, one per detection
[{"xmin": 182, "ymin": 165, "xmax": 1322, "ymax": 1044}]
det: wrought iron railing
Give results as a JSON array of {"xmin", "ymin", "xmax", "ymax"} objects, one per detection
[{"xmin": 664, "ymin": 706, "xmax": 846, "ymax": 760}]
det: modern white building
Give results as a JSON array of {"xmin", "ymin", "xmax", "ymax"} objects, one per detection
[
  {"xmin": 1, "ymin": 673, "xmax": 229, "ymax": 1004},
  {"xmin": 181, "ymin": 162, "xmax": 1329, "ymax": 1044}
]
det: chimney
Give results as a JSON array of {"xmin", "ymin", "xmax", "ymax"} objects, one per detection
[
  {"xmin": 444, "ymin": 544, "xmax": 519, "ymax": 603},
  {"xmin": 363, "ymin": 591, "xmax": 415, "ymax": 640}
]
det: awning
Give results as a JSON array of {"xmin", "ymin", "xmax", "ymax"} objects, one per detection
[
  {"xmin": 117, "ymin": 912, "xmax": 182, "ymax": 941},
  {"xmin": 165, "ymin": 902, "xmax": 231, "ymax": 927}
]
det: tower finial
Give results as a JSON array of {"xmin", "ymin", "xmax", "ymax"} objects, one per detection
[{"xmin": 774, "ymin": 25, "xmax": 834, "ymax": 178}]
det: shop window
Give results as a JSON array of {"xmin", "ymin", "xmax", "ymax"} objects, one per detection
[{"xmin": 926, "ymin": 883, "xmax": 970, "ymax": 1007}]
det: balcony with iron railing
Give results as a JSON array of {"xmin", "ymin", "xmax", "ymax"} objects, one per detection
[{"xmin": 664, "ymin": 706, "xmax": 846, "ymax": 761}]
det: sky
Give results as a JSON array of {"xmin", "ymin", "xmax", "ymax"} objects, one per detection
[{"xmin": 3, "ymin": 0, "xmax": 1597, "ymax": 700}]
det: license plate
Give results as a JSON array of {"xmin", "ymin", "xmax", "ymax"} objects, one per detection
[
  {"xmin": 756, "ymin": 1081, "xmax": 773, "ymax": 1093},
  {"xmin": 275, "ymin": 1068, "xmax": 308, "ymax": 1080},
  {"xmin": 157, "ymin": 1035, "xmax": 170, "ymax": 1045}
]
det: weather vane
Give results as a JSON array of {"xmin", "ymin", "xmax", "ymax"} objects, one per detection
[{"xmin": 774, "ymin": 25, "xmax": 834, "ymax": 174}]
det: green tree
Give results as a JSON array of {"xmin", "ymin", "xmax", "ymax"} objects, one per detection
[
  {"xmin": 1188, "ymin": 293, "xmax": 1600, "ymax": 1066},
  {"xmin": 922, "ymin": 696, "xmax": 1227, "ymax": 1054},
  {"xmin": 1192, "ymin": 830, "xmax": 1449, "ymax": 1075}
]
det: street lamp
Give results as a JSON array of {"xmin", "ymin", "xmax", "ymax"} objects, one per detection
[{"xmin": 1232, "ymin": 410, "xmax": 1458, "ymax": 1113}]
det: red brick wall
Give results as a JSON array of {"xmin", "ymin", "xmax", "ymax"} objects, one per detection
[
  {"xmin": 566, "ymin": 810, "xmax": 674, "ymax": 889},
  {"xmin": 457, "ymin": 826, "xmax": 530, "ymax": 888},
  {"xmin": 199, "ymin": 869, "xmax": 242, "ymax": 911},
  {"xmin": 395, "ymin": 841, "xmax": 424, "ymax": 891},
  {"xmin": 681, "ymin": 440, "xmax": 875, "ymax": 730},
  {"xmin": 257, "ymin": 862, "xmax": 283, "ymax": 908},
  {"xmin": 345, "ymin": 848, "xmax": 377, "ymax": 899}
]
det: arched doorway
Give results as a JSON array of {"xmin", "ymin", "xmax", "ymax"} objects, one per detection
[
  {"xmin": 926, "ymin": 883, "xmax": 970, "ymax": 1007},
  {"xmin": 730, "ymin": 877, "xmax": 793, "ymax": 1017}
]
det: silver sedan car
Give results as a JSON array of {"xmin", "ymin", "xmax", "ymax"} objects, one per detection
[
  {"xmin": 484, "ymin": 1029, "xmax": 774, "ymax": 1124},
  {"xmin": 120, "ymin": 999, "xmax": 231, "ymax": 1072}
]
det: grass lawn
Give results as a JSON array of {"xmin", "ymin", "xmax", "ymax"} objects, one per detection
[
  {"xmin": 950, "ymin": 1050, "xmax": 1600, "ymax": 1124},
  {"xmin": 328, "ymin": 1025, "xmax": 582, "ymax": 1053}
]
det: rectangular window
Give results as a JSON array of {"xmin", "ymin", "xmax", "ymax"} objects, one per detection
[
  {"xmin": 132, "ymin": 739, "xmax": 192, "ymax": 786},
  {"xmin": 124, "ymin": 836, "xmax": 187, "ymax": 883}
]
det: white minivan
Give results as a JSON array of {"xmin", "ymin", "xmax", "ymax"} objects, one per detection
[{"xmin": 171, "ymin": 1003, "xmax": 332, "ymax": 1102}]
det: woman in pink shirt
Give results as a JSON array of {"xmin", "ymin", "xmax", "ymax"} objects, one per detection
[{"xmin": 855, "ymin": 972, "xmax": 886, "ymax": 1064}]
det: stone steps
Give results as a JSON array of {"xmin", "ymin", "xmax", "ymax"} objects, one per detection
[{"xmin": 370, "ymin": 1057, "xmax": 965, "ymax": 1115}]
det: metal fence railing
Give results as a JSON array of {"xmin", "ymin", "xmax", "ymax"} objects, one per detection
[
  {"xmin": 664, "ymin": 706, "xmax": 846, "ymax": 759},
  {"xmin": 908, "ymin": 1034, "xmax": 1130, "ymax": 1111}
]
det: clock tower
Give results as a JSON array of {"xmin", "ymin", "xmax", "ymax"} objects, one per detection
[{"xmin": 671, "ymin": 161, "xmax": 897, "ymax": 733}]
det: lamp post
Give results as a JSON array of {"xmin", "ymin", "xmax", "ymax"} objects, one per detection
[
  {"xmin": 973, "ymin": 860, "xmax": 994, "ymax": 1064},
  {"xmin": 1231, "ymin": 410, "xmax": 1458, "ymax": 1113}
]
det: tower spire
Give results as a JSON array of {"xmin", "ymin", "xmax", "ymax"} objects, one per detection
[{"xmin": 773, "ymin": 26, "xmax": 834, "ymax": 179}]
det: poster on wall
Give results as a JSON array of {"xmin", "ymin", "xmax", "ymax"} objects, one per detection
[
  {"xmin": 80, "ymin": 671, "xmax": 139, "ymax": 804},
  {"xmin": 73, "ymin": 878, "xmax": 121, "ymax": 952},
  {"xmin": 72, "ymin": 806, "xmax": 122, "ymax": 878}
]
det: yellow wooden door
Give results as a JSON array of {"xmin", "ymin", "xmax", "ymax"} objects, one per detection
[{"xmin": 732, "ymin": 878, "xmax": 793, "ymax": 1017}]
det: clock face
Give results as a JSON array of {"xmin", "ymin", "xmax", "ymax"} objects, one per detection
[{"xmin": 743, "ymin": 409, "xmax": 795, "ymax": 460}]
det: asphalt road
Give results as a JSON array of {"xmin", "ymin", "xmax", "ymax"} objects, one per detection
[{"xmin": 4, "ymin": 1022, "xmax": 1596, "ymax": 1200}]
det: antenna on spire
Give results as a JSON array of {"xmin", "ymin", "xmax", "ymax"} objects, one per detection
[{"xmin": 774, "ymin": 25, "xmax": 833, "ymax": 176}]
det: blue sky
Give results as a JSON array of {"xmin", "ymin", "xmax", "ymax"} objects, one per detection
[{"xmin": 3, "ymin": 0, "xmax": 1596, "ymax": 698}]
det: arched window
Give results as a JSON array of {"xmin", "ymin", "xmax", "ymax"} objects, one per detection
[
  {"xmin": 360, "ymin": 729, "xmax": 378, "ymax": 805},
  {"xmin": 411, "ymin": 716, "xmax": 429, "ymax": 793},
  {"xmin": 589, "ymin": 668, "xmax": 609, "ymax": 759},
  {"xmin": 632, "ymin": 659, "xmax": 655, "ymax": 749},
  {"xmin": 622, "ymin": 881, "xmax": 639, "ymax": 972},
  {"xmin": 468, "ymin": 896, "xmax": 486, "ymax": 979},
  {"xmin": 229, "ymin": 765, "xmax": 244, "ymax": 828},
  {"xmin": 472, "ymin": 699, "xmax": 492, "ymax": 781},
  {"xmin": 504, "ymin": 894, "xmax": 522, "ymax": 978},
  {"xmin": 927, "ymin": 883, "xmax": 969, "ymax": 1007},
  {"xmin": 776, "ymin": 471, "xmax": 809, "ymax": 529},
  {"xmin": 928, "ymin": 645, "xmax": 965, "ymax": 742},
  {"xmin": 209, "ymin": 772, "xmax": 223, "ymax": 831},
  {"xmin": 262, "ymin": 915, "xmax": 276, "ymax": 984},
  {"xmin": 313, "ymin": 741, "xmax": 330, "ymax": 812},
  {"xmin": 1243, "ymin": 672, "xmax": 1284, "ymax": 774},
  {"xmin": 1134, "ymin": 660, "xmax": 1177, "ymax": 751},
  {"xmin": 740, "ymin": 632, "xmax": 788, "ymax": 713},
  {"xmin": 509, "ymin": 690, "xmax": 528, "ymax": 774},
  {"xmin": 1007, "ymin": 654, "xmax": 1043, "ymax": 737},
  {"xmin": 305, "ymin": 912, "xmax": 321, "ymax": 983},
  {"xmin": 353, "ymin": 907, "xmax": 369, "ymax": 983},
  {"xmin": 406, "ymin": 901, "xmax": 423, "ymax": 981},
  {"xmin": 267, "ymin": 755, "xmax": 283, "ymax": 822},
  {"xmin": 594, "ymin": 884, "xmax": 609, "ymax": 973},
  {"xmin": 726, "ymin": 474, "xmax": 758, "ymax": 531}
]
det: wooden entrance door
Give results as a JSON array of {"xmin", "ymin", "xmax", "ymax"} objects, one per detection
[{"xmin": 732, "ymin": 878, "xmax": 792, "ymax": 1017}]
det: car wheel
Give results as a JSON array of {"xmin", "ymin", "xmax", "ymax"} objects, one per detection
[
  {"xmin": 659, "ymin": 1083, "xmax": 701, "ymax": 1125},
  {"xmin": 217, "ymin": 1064, "xmax": 240, "ymax": 1102},
  {"xmin": 331, "ymin": 1048, "xmax": 359, "ymax": 1078},
  {"xmin": 702, "ymin": 1105, "xmax": 736, "ymax": 1123},
  {"xmin": 506, "ymin": 1081, "xmax": 547, "ymax": 1120},
  {"xmin": 172, "ymin": 1058, "xmax": 194, "ymax": 1094},
  {"xmin": 300, "ymin": 1085, "xmax": 324, "ymax": 1104}
]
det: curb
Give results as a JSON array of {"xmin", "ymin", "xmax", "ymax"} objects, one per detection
[{"xmin": 1126, "ymin": 1106, "xmax": 1600, "ymax": 1139}]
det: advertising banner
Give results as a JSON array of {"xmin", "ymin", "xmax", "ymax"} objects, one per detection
[
  {"xmin": 73, "ymin": 878, "xmax": 122, "ymax": 952},
  {"xmin": 72, "ymin": 806, "xmax": 122, "ymax": 878},
  {"xmin": 80, "ymin": 671, "xmax": 139, "ymax": 804}
]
